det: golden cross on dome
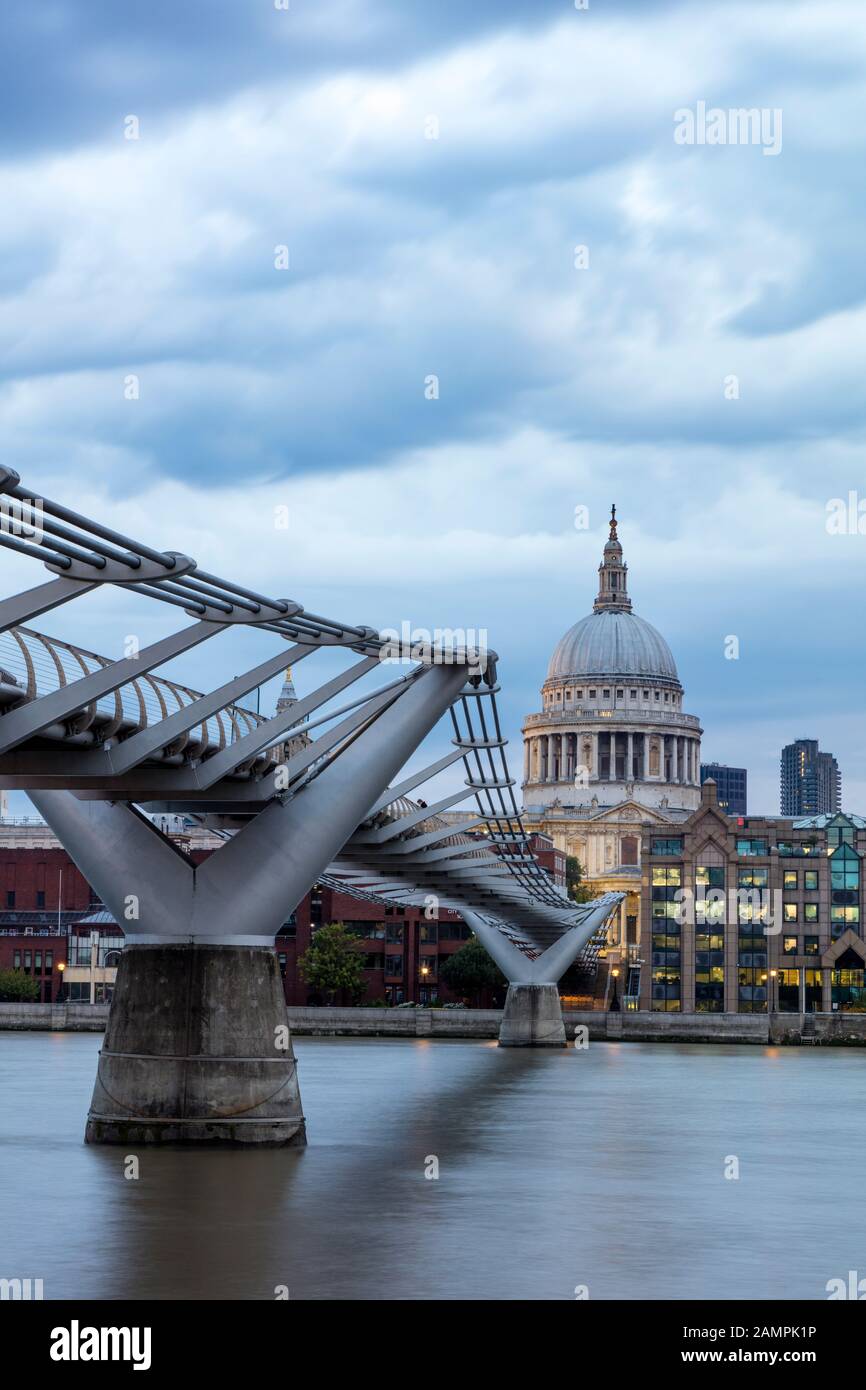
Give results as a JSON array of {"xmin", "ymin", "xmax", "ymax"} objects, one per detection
[{"xmin": 609, "ymin": 503, "xmax": 617, "ymax": 538}]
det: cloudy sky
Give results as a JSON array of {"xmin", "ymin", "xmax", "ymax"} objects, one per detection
[{"xmin": 1, "ymin": 0, "xmax": 865, "ymax": 816}]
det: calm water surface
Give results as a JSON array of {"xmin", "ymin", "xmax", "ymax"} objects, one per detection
[{"xmin": 1, "ymin": 1032, "xmax": 864, "ymax": 1300}]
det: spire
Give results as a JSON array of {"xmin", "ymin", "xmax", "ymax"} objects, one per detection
[
  {"xmin": 276, "ymin": 667, "xmax": 298, "ymax": 717},
  {"xmin": 593, "ymin": 504, "xmax": 632, "ymax": 613}
]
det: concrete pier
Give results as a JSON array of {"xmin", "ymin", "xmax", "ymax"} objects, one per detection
[
  {"xmin": 85, "ymin": 944, "xmax": 305, "ymax": 1146},
  {"xmin": 498, "ymin": 983, "xmax": 567, "ymax": 1047}
]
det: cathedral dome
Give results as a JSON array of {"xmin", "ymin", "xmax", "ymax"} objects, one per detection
[{"xmin": 547, "ymin": 608, "xmax": 678, "ymax": 682}]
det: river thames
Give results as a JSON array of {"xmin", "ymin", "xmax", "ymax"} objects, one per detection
[{"xmin": 2, "ymin": 1032, "xmax": 864, "ymax": 1301}]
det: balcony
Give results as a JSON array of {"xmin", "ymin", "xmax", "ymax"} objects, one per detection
[{"xmin": 523, "ymin": 709, "xmax": 701, "ymax": 731}]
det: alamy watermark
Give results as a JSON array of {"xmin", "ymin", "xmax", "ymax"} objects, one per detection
[
  {"xmin": 379, "ymin": 622, "xmax": 488, "ymax": 676},
  {"xmin": 671, "ymin": 885, "xmax": 783, "ymax": 934},
  {"xmin": 0, "ymin": 496, "xmax": 44, "ymax": 542},
  {"xmin": 674, "ymin": 101, "xmax": 782, "ymax": 156}
]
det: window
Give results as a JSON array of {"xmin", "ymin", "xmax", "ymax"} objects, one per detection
[
  {"xmin": 643, "ymin": 690, "xmax": 649, "ymax": 699},
  {"xmin": 385, "ymin": 955, "xmax": 404, "ymax": 977},
  {"xmin": 783, "ymin": 871, "xmax": 798, "ymax": 889},
  {"xmin": 777, "ymin": 967, "xmax": 801, "ymax": 1013},
  {"xmin": 589, "ymin": 689, "xmax": 596, "ymax": 698},
  {"xmin": 576, "ymin": 689, "xmax": 583, "ymax": 699},
  {"xmin": 832, "ymin": 967, "xmax": 866, "ymax": 1009},
  {"xmin": 783, "ymin": 936, "xmax": 797, "ymax": 955},
  {"xmin": 804, "ymin": 936, "xmax": 819, "ymax": 955},
  {"xmin": 695, "ymin": 930, "xmax": 725, "ymax": 1012},
  {"xmin": 655, "ymin": 691, "xmax": 660, "ymax": 701},
  {"xmin": 13, "ymin": 951, "xmax": 20, "ymax": 968},
  {"xmin": 783, "ymin": 903, "xmax": 798, "ymax": 923},
  {"xmin": 828, "ymin": 821, "xmax": 856, "ymax": 848},
  {"xmin": 804, "ymin": 904, "xmax": 818, "ymax": 923},
  {"xmin": 738, "ymin": 867, "xmax": 768, "ymax": 889},
  {"xmin": 696, "ymin": 866, "xmax": 725, "ymax": 887},
  {"xmin": 616, "ymin": 689, "xmax": 624, "ymax": 698},
  {"xmin": 420, "ymin": 923, "xmax": 438, "ymax": 943},
  {"xmin": 804, "ymin": 870, "xmax": 818, "ymax": 891},
  {"xmin": 736, "ymin": 839, "xmax": 767, "ymax": 857},
  {"xmin": 602, "ymin": 689, "xmax": 610, "ymax": 698},
  {"xmin": 386, "ymin": 923, "xmax": 405, "ymax": 944},
  {"xmin": 343, "ymin": 921, "xmax": 385, "ymax": 940},
  {"xmin": 652, "ymin": 838, "xmax": 683, "ymax": 856},
  {"xmin": 630, "ymin": 690, "xmax": 637, "ymax": 699},
  {"xmin": 621, "ymin": 836, "xmax": 638, "ymax": 867},
  {"xmin": 652, "ymin": 866, "xmax": 682, "ymax": 1011},
  {"xmin": 363, "ymin": 953, "xmax": 385, "ymax": 970},
  {"xmin": 36, "ymin": 890, "xmax": 45, "ymax": 907},
  {"xmin": 6, "ymin": 891, "xmax": 15, "ymax": 907}
]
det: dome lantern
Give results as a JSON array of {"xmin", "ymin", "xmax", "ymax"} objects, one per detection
[{"xmin": 594, "ymin": 503, "xmax": 632, "ymax": 614}]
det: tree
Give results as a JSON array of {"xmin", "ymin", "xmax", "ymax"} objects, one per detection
[
  {"xmin": 566, "ymin": 855, "xmax": 593, "ymax": 903},
  {"xmin": 298, "ymin": 922, "xmax": 367, "ymax": 1005},
  {"xmin": 439, "ymin": 937, "xmax": 505, "ymax": 1007},
  {"xmin": 0, "ymin": 969, "xmax": 40, "ymax": 1003}
]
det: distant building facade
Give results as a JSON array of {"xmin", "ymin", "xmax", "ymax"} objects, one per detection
[
  {"xmin": 639, "ymin": 780, "xmax": 866, "ymax": 1013},
  {"xmin": 781, "ymin": 739, "xmax": 841, "ymax": 816},
  {"xmin": 700, "ymin": 762, "xmax": 747, "ymax": 816}
]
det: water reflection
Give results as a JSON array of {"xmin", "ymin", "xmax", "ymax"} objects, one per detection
[{"xmin": 2, "ymin": 1033, "xmax": 865, "ymax": 1300}]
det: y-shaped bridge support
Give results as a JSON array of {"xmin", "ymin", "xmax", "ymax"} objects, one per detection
[
  {"xmin": 31, "ymin": 662, "xmax": 468, "ymax": 1145},
  {"xmin": 462, "ymin": 901, "xmax": 619, "ymax": 1046}
]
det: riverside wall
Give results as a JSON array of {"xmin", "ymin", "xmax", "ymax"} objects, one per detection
[{"xmin": 4, "ymin": 1001, "xmax": 866, "ymax": 1044}]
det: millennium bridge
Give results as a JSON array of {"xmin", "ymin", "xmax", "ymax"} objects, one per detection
[{"xmin": 0, "ymin": 469, "xmax": 621, "ymax": 1144}]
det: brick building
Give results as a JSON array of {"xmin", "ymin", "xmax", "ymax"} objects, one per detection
[
  {"xmin": 0, "ymin": 821, "xmax": 510, "ymax": 1006},
  {"xmin": 639, "ymin": 779, "xmax": 866, "ymax": 1014}
]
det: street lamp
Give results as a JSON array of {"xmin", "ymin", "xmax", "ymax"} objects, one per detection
[
  {"xmin": 610, "ymin": 966, "xmax": 621, "ymax": 1013},
  {"xmin": 769, "ymin": 968, "xmax": 777, "ymax": 1014},
  {"xmin": 56, "ymin": 959, "xmax": 66, "ymax": 1004}
]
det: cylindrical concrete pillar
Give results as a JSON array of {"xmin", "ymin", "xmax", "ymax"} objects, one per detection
[{"xmin": 85, "ymin": 944, "xmax": 305, "ymax": 1146}]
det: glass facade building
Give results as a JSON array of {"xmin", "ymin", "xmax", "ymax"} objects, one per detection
[{"xmin": 700, "ymin": 762, "xmax": 747, "ymax": 815}]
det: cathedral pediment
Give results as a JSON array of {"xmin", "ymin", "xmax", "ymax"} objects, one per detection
[{"xmin": 587, "ymin": 799, "xmax": 675, "ymax": 825}]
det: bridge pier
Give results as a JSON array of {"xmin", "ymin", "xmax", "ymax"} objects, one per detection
[
  {"xmin": 461, "ymin": 903, "xmax": 620, "ymax": 1048},
  {"xmin": 86, "ymin": 944, "xmax": 304, "ymax": 1146},
  {"xmin": 498, "ymin": 983, "xmax": 566, "ymax": 1047}
]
